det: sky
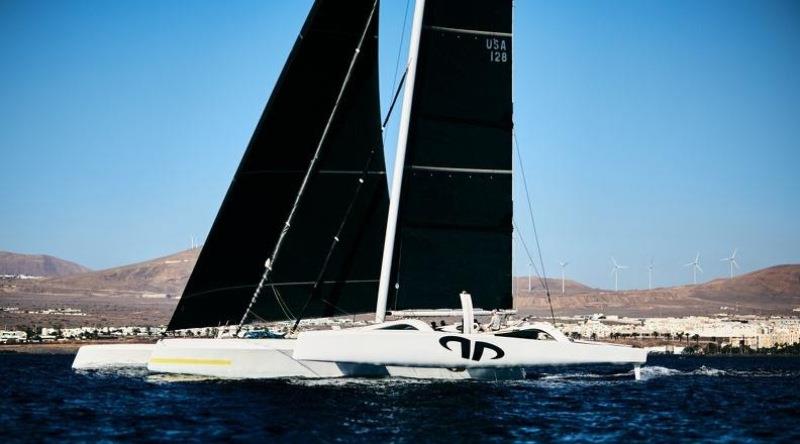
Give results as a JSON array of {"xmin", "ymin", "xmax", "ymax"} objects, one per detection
[{"xmin": 1, "ymin": 0, "xmax": 798, "ymax": 290}]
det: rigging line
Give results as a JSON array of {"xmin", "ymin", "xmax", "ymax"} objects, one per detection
[
  {"xmin": 512, "ymin": 231, "xmax": 519, "ymax": 301},
  {"xmin": 242, "ymin": 290, "xmax": 285, "ymax": 325},
  {"xmin": 384, "ymin": 68, "xmax": 409, "ymax": 129},
  {"xmin": 236, "ymin": 0, "xmax": 380, "ymax": 333},
  {"xmin": 512, "ymin": 218, "xmax": 545, "ymax": 289},
  {"xmin": 290, "ymin": 68, "xmax": 409, "ymax": 333},
  {"xmin": 387, "ymin": 0, "xmax": 412, "ymax": 131},
  {"xmin": 276, "ymin": 289, "xmax": 294, "ymax": 320},
  {"xmin": 511, "ymin": 231, "xmax": 524, "ymax": 300},
  {"xmin": 319, "ymin": 298, "xmax": 353, "ymax": 317},
  {"xmin": 513, "ymin": 218, "xmax": 554, "ymax": 322},
  {"xmin": 247, "ymin": 308, "xmax": 274, "ymax": 325},
  {"xmin": 288, "ymin": 299, "xmax": 354, "ymax": 331},
  {"xmin": 271, "ymin": 286, "xmax": 294, "ymax": 321},
  {"xmin": 513, "ymin": 131, "xmax": 556, "ymax": 323},
  {"xmin": 273, "ymin": 286, "xmax": 291, "ymax": 316}
]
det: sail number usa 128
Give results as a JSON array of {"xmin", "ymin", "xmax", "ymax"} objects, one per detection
[{"xmin": 486, "ymin": 38, "xmax": 508, "ymax": 63}]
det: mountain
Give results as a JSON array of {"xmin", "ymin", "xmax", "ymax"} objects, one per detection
[
  {"xmin": 516, "ymin": 264, "xmax": 800, "ymax": 316},
  {"xmin": 6, "ymin": 246, "xmax": 799, "ymax": 317},
  {"xmin": 687, "ymin": 264, "xmax": 800, "ymax": 309},
  {"xmin": 19, "ymin": 249, "xmax": 199, "ymax": 296},
  {"xmin": 0, "ymin": 251, "xmax": 90, "ymax": 277}
]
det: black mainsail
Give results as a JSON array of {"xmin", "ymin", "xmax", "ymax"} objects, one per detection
[
  {"xmin": 168, "ymin": 0, "xmax": 388, "ymax": 330},
  {"xmin": 386, "ymin": 0, "xmax": 514, "ymax": 312}
]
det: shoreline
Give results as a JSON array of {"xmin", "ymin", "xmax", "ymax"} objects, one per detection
[
  {"xmin": 4, "ymin": 339, "xmax": 799, "ymax": 357},
  {"xmin": 0, "ymin": 339, "xmax": 157, "ymax": 355}
]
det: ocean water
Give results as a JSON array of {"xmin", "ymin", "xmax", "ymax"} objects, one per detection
[{"xmin": 1, "ymin": 353, "xmax": 798, "ymax": 443}]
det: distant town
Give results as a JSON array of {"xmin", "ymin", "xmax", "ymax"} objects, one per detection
[{"xmin": 3, "ymin": 307, "xmax": 799, "ymax": 355}]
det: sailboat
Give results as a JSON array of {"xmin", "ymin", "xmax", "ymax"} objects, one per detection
[{"xmin": 73, "ymin": 0, "xmax": 647, "ymax": 380}]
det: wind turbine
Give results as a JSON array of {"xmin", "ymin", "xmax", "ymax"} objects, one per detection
[
  {"xmin": 721, "ymin": 248, "xmax": 739, "ymax": 279},
  {"xmin": 611, "ymin": 257, "xmax": 628, "ymax": 291},
  {"xmin": 647, "ymin": 258, "xmax": 654, "ymax": 290},
  {"xmin": 685, "ymin": 253, "xmax": 703, "ymax": 285},
  {"xmin": 559, "ymin": 261, "xmax": 569, "ymax": 294},
  {"xmin": 527, "ymin": 262, "xmax": 532, "ymax": 292}
]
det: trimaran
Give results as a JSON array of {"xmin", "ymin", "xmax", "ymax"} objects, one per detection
[{"xmin": 73, "ymin": 0, "xmax": 648, "ymax": 380}]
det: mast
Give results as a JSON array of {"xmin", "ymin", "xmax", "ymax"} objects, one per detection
[{"xmin": 375, "ymin": 0, "xmax": 426, "ymax": 323}]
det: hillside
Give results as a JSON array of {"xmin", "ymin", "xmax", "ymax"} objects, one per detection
[
  {"xmin": 516, "ymin": 264, "xmax": 800, "ymax": 316},
  {"xmin": 513, "ymin": 276, "xmax": 594, "ymax": 295},
  {"xmin": 19, "ymin": 249, "xmax": 199, "ymax": 297},
  {"xmin": 4, "ymin": 246, "xmax": 799, "ymax": 323},
  {"xmin": 0, "ymin": 251, "xmax": 90, "ymax": 277},
  {"xmin": 687, "ymin": 264, "xmax": 800, "ymax": 308}
]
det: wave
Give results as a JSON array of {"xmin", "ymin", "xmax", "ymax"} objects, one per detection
[
  {"xmin": 638, "ymin": 365, "xmax": 683, "ymax": 379},
  {"xmin": 75, "ymin": 366, "xmax": 150, "ymax": 379},
  {"xmin": 74, "ymin": 363, "xmax": 795, "ymax": 386},
  {"xmin": 517, "ymin": 365, "xmax": 730, "ymax": 383},
  {"xmin": 287, "ymin": 376, "xmax": 444, "ymax": 387},
  {"xmin": 146, "ymin": 373, "xmax": 221, "ymax": 384},
  {"xmin": 538, "ymin": 371, "xmax": 632, "ymax": 381},
  {"xmin": 638, "ymin": 365, "xmax": 728, "ymax": 380},
  {"xmin": 693, "ymin": 365, "xmax": 727, "ymax": 376}
]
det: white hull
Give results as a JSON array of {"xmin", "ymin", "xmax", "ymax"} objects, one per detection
[
  {"xmin": 72, "ymin": 343, "xmax": 156, "ymax": 369},
  {"xmin": 148, "ymin": 338, "xmax": 388, "ymax": 378},
  {"xmin": 294, "ymin": 330, "xmax": 646, "ymax": 369},
  {"xmin": 72, "ymin": 323, "xmax": 648, "ymax": 380},
  {"xmin": 72, "ymin": 339, "xmax": 525, "ymax": 380}
]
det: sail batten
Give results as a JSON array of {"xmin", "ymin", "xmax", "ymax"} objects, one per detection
[
  {"xmin": 408, "ymin": 165, "xmax": 512, "ymax": 175},
  {"xmin": 424, "ymin": 25, "xmax": 512, "ymax": 37}
]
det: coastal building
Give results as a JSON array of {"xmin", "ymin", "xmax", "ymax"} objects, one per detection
[
  {"xmin": 0, "ymin": 330, "xmax": 27, "ymax": 343},
  {"xmin": 556, "ymin": 315, "xmax": 800, "ymax": 348},
  {"xmin": 7, "ymin": 316, "xmax": 799, "ymax": 347}
]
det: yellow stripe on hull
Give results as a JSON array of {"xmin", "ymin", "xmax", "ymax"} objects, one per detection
[{"xmin": 149, "ymin": 357, "xmax": 232, "ymax": 366}]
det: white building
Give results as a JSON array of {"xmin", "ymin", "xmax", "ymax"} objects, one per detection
[{"xmin": 0, "ymin": 330, "xmax": 27, "ymax": 343}]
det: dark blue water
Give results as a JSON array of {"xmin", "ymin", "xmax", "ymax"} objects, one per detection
[{"xmin": 1, "ymin": 353, "xmax": 799, "ymax": 443}]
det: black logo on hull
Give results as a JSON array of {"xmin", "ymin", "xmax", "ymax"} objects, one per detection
[{"xmin": 438, "ymin": 336, "xmax": 505, "ymax": 361}]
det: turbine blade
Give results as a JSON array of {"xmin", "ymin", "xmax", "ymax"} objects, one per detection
[
  {"xmin": 733, "ymin": 260, "xmax": 740, "ymax": 269},
  {"xmin": 696, "ymin": 265, "xmax": 703, "ymax": 273}
]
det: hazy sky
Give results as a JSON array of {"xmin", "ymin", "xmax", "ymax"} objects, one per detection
[{"xmin": 1, "ymin": 0, "xmax": 798, "ymax": 290}]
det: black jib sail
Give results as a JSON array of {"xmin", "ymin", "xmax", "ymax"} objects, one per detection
[
  {"xmin": 168, "ymin": 0, "xmax": 387, "ymax": 330},
  {"xmin": 387, "ymin": 0, "xmax": 514, "ymax": 311}
]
